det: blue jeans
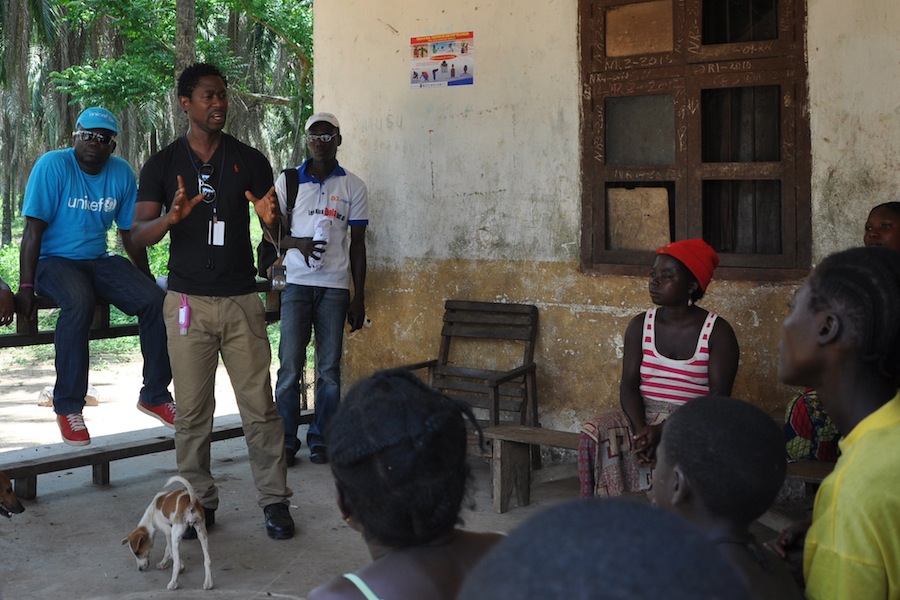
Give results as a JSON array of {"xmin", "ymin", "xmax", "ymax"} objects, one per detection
[
  {"xmin": 35, "ymin": 255, "xmax": 172, "ymax": 415},
  {"xmin": 275, "ymin": 284, "xmax": 349, "ymax": 454}
]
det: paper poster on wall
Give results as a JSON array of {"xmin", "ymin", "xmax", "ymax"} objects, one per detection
[{"xmin": 410, "ymin": 31, "xmax": 474, "ymax": 89}]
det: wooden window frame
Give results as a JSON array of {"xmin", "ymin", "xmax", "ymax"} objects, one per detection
[{"xmin": 580, "ymin": 0, "xmax": 811, "ymax": 280}]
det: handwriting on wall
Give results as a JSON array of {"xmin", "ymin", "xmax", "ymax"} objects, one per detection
[{"xmin": 358, "ymin": 113, "xmax": 404, "ymax": 133}]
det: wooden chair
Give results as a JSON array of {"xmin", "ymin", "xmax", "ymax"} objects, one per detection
[{"xmin": 403, "ymin": 300, "xmax": 539, "ymax": 427}]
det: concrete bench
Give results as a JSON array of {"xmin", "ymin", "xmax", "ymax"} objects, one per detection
[
  {"xmin": 0, "ymin": 411, "xmax": 312, "ymax": 500},
  {"xmin": 483, "ymin": 425, "xmax": 580, "ymax": 513}
]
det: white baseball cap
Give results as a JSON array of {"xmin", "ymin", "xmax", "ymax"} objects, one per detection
[{"xmin": 305, "ymin": 112, "xmax": 340, "ymax": 131}]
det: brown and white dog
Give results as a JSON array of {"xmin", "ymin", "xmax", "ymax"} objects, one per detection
[
  {"xmin": 122, "ymin": 475, "xmax": 213, "ymax": 590},
  {"xmin": 0, "ymin": 470, "xmax": 25, "ymax": 518}
]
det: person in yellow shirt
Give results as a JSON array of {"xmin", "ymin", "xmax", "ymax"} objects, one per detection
[
  {"xmin": 782, "ymin": 201, "xmax": 900, "ymax": 464},
  {"xmin": 774, "ymin": 246, "xmax": 900, "ymax": 599}
]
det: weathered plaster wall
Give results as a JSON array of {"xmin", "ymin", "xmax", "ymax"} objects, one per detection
[
  {"xmin": 342, "ymin": 260, "xmax": 795, "ymax": 431},
  {"xmin": 316, "ymin": 0, "xmax": 898, "ymax": 430},
  {"xmin": 313, "ymin": 2, "xmax": 581, "ymax": 265},
  {"xmin": 807, "ymin": 0, "xmax": 900, "ymax": 260}
]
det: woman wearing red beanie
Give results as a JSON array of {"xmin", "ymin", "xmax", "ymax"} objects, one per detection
[{"xmin": 578, "ymin": 239, "xmax": 740, "ymax": 497}]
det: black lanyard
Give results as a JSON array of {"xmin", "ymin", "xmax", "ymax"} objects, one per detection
[{"xmin": 182, "ymin": 135, "xmax": 226, "ymax": 220}]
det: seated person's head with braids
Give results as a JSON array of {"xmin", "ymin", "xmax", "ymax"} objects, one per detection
[
  {"xmin": 308, "ymin": 368, "xmax": 503, "ymax": 600},
  {"xmin": 773, "ymin": 246, "xmax": 900, "ymax": 599},
  {"xmin": 783, "ymin": 200, "xmax": 900, "ymax": 464}
]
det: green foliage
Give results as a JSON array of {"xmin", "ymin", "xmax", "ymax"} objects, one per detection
[
  {"xmin": 51, "ymin": 0, "xmax": 176, "ymax": 110},
  {"xmin": 146, "ymin": 237, "xmax": 170, "ymax": 277},
  {"xmin": 237, "ymin": 0, "xmax": 314, "ymax": 51},
  {"xmin": 57, "ymin": 0, "xmax": 175, "ymax": 30},
  {"xmin": 0, "ymin": 225, "xmax": 19, "ymax": 287},
  {"xmin": 48, "ymin": 0, "xmax": 313, "ymax": 110},
  {"xmin": 1, "ymin": 0, "xmax": 315, "ymax": 368},
  {"xmin": 52, "ymin": 60, "xmax": 173, "ymax": 113}
]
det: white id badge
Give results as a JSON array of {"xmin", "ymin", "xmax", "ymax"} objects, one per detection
[{"xmin": 208, "ymin": 220, "xmax": 225, "ymax": 246}]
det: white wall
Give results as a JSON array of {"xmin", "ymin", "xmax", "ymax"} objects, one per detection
[
  {"xmin": 807, "ymin": 0, "xmax": 900, "ymax": 261},
  {"xmin": 316, "ymin": 0, "xmax": 900, "ymax": 268},
  {"xmin": 314, "ymin": 0, "xmax": 900, "ymax": 422},
  {"xmin": 313, "ymin": 0, "xmax": 582, "ymax": 267}
]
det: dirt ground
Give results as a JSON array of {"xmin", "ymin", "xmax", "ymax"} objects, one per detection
[
  {"xmin": 0, "ymin": 351, "xmax": 580, "ymax": 599},
  {"xmin": 0, "ymin": 349, "xmax": 295, "ymax": 451}
]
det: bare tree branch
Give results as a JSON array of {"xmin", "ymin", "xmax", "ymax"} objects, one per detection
[{"xmin": 232, "ymin": 89, "xmax": 293, "ymax": 108}]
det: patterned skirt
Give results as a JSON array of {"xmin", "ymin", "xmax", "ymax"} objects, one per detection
[
  {"xmin": 578, "ymin": 399, "xmax": 676, "ymax": 497},
  {"xmin": 784, "ymin": 389, "xmax": 840, "ymax": 462}
]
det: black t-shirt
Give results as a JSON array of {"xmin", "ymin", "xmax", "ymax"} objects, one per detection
[{"xmin": 138, "ymin": 134, "xmax": 273, "ymax": 296}]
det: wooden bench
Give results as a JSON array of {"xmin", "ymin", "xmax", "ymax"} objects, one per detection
[
  {"xmin": 483, "ymin": 425, "xmax": 580, "ymax": 513},
  {"xmin": 754, "ymin": 409, "xmax": 838, "ymax": 530},
  {"xmin": 0, "ymin": 411, "xmax": 313, "ymax": 500},
  {"xmin": 0, "ymin": 280, "xmax": 281, "ymax": 348},
  {"xmin": 785, "ymin": 459, "xmax": 834, "ymax": 486},
  {"xmin": 0, "ymin": 280, "xmax": 309, "ymax": 500}
]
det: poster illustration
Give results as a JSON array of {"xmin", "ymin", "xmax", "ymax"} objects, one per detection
[{"xmin": 410, "ymin": 31, "xmax": 474, "ymax": 89}]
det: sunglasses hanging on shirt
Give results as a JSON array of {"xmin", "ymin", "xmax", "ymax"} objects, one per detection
[
  {"xmin": 181, "ymin": 136, "xmax": 227, "ymax": 264},
  {"xmin": 198, "ymin": 163, "xmax": 217, "ymax": 204}
]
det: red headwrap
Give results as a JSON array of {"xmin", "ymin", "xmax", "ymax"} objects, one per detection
[{"xmin": 656, "ymin": 239, "xmax": 720, "ymax": 291}]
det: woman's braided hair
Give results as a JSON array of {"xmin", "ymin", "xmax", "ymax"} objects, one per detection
[
  {"xmin": 327, "ymin": 368, "xmax": 481, "ymax": 547},
  {"xmin": 807, "ymin": 246, "xmax": 900, "ymax": 380}
]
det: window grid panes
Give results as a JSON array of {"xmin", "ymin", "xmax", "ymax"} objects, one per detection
[{"xmin": 582, "ymin": 0, "xmax": 810, "ymax": 274}]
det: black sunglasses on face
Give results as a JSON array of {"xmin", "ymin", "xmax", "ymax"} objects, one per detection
[{"xmin": 74, "ymin": 130, "xmax": 116, "ymax": 146}]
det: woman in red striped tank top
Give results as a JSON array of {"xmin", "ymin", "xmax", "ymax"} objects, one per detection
[{"xmin": 578, "ymin": 239, "xmax": 740, "ymax": 497}]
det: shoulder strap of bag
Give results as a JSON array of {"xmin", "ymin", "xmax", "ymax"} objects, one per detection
[{"xmin": 282, "ymin": 167, "xmax": 299, "ymax": 217}]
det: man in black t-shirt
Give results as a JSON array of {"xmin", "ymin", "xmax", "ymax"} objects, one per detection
[{"xmin": 132, "ymin": 62, "xmax": 294, "ymax": 541}]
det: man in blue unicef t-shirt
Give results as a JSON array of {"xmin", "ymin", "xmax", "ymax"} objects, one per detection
[{"xmin": 17, "ymin": 107, "xmax": 175, "ymax": 446}]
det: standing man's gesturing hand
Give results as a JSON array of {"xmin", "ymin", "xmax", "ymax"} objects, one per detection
[{"xmin": 168, "ymin": 175, "xmax": 205, "ymax": 225}]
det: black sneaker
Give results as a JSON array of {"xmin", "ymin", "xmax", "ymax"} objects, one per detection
[
  {"xmin": 309, "ymin": 446, "xmax": 328, "ymax": 464},
  {"xmin": 183, "ymin": 507, "xmax": 215, "ymax": 540},
  {"xmin": 263, "ymin": 503, "xmax": 294, "ymax": 540},
  {"xmin": 285, "ymin": 449, "xmax": 297, "ymax": 467}
]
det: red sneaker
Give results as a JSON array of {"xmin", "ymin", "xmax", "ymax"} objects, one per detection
[
  {"xmin": 137, "ymin": 401, "xmax": 176, "ymax": 429},
  {"xmin": 57, "ymin": 414, "xmax": 91, "ymax": 446}
]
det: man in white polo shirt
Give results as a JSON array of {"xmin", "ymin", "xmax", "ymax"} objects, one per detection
[{"xmin": 272, "ymin": 112, "xmax": 369, "ymax": 466}]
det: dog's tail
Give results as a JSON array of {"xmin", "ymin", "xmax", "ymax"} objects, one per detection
[{"xmin": 165, "ymin": 475, "xmax": 198, "ymax": 504}]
